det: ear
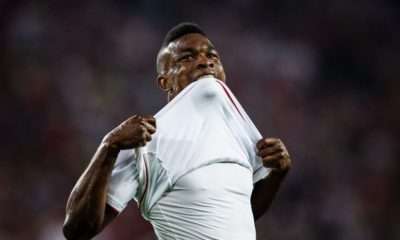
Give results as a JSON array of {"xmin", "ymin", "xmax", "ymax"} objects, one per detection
[{"xmin": 157, "ymin": 75, "xmax": 172, "ymax": 92}]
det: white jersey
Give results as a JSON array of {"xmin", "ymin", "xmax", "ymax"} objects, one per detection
[
  {"xmin": 106, "ymin": 77, "xmax": 270, "ymax": 239},
  {"xmin": 150, "ymin": 163, "xmax": 256, "ymax": 240}
]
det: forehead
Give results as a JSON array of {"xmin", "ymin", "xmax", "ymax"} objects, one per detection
[{"xmin": 167, "ymin": 33, "xmax": 215, "ymax": 53}]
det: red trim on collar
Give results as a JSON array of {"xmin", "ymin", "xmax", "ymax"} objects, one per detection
[{"xmin": 215, "ymin": 81, "xmax": 244, "ymax": 119}]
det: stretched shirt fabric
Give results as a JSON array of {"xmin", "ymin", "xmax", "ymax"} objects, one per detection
[{"xmin": 106, "ymin": 77, "xmax": 270, "ymax": 239}]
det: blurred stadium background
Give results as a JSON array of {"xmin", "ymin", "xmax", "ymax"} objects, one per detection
[{"xmin": 1, "ymin": 0, "xmax": 399, "ymax": 239}]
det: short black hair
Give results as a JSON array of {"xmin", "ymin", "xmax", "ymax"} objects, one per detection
[
  {"xmin": 157, "ymin": 22, "xmax": 207, "ymax": 74},
  {"xmin": 161, "ymin": 22, "xmax": 206, "ymax": 48}
]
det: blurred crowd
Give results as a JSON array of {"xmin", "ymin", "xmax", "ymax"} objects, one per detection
[{"xmin": 1, "ymin": 0, "xmax": 399, "ymax": 239}]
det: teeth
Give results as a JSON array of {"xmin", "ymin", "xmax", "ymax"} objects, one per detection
[{"xmin": 197, "ymin": 74, "xmax": 214, "ymax": 80}]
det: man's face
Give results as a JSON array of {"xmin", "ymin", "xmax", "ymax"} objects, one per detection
[{"xmin": 157, "ymin": 33, "xmax": 226, "ymax": 101}]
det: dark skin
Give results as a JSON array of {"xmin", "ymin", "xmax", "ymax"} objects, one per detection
[
  {"xmin": 63, "ymin": 33, "xmax": 291, "ymax": 239},
  {"xmin": 156, "ymin": 33, "xmax": 226, "ymax": 101},
  {"xmin": 63, "ymin": 116, "xmax": 156, "ymax": 239}
]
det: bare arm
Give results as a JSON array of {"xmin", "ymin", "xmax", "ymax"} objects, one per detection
[
  {"xmin": 251, "ymin": 138, "xmax": 291, "ymax": 220},
  {"xmin": 63, "ymin": 116, "xmax": 156, "ymax": 240}
]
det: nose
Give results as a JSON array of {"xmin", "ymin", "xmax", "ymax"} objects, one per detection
[{"xmin": 196, "ymin": 54, "xmax": 214, "ymax": 69}]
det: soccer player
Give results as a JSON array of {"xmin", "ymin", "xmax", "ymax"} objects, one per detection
[{"xmin": 63, "ymin": 22, "xmax": 291, "ymax": 240}]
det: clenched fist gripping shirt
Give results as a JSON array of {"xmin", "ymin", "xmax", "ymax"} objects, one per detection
[{"xmin": 106, "ymin": 77, "xmax": 270, "ymax": 240}]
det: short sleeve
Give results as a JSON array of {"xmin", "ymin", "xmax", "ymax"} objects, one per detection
[
  {"xmin": 106, "ymin": 149, "xmax": 139, "ymax": 213},
  {"xmin": 253, "ymin": 166, "xmax": 269, "ymax": 183}
]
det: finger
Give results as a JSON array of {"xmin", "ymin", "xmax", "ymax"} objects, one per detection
[
  {"xmin": 262, "ymin": 152, "xmax": 284, "ymax": 168},
  {"xmin": 138, "ymin": 139, "xmax": 146, "ymax": 147},
  {"xmin": 257, "ymin": 144, "xmax": 282, "ymax": 158},
  {"xmin": 256, "ymin": 138, "xmax": 280, "ymax": 149},
  {"xmin": 137, "ymin": 124, "xmax": 147, "ymax": 134},
  {"xmin": 143, "ymin": 132, "xmax": 152, "ymax": 142},
  {"xmin": 141, "ymin": 121, "xmax": 156, "ymax": 134},
  {"xmin": 143, "ymin": 116, "xmax": 156, "ymax": 127},
  {"xmin": 136, "ymin": 133, "xmax": 149, "ymax": 147},
  {"xmin": 264, "ymin": 151, "xmax": 285, "ymax": 161}
]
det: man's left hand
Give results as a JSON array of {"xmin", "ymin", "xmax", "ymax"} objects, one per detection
[{"xmin": 256, "ymin": 138, "xmax": 291, "ymax": 174}]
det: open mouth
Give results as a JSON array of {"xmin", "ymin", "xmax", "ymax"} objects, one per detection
[{"xmin": 196, "ymin": 74, "xmax": 214, "ymax": 80}]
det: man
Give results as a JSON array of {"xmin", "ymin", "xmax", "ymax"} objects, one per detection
[{"xmin": 63, "ymin": 22, "xmax": 291, "ymax": 239}]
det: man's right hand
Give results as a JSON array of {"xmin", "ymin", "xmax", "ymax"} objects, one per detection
[
  {"xmin": 64, "ymin": 115, "xmax": 156, "ymax": 239},
  {"xmin": 103, "ymin": 115, "xmax": 156, "ymax": 151}
]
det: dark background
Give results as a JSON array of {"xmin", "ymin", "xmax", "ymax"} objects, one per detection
[{"xmin": 1, "ymin": 0, "xmax": 399, "ymax": 239}]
